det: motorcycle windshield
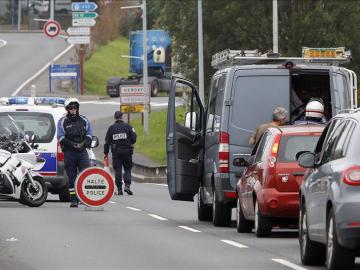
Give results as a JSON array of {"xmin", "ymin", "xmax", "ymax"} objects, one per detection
[{"xmin": 0, "ymin": 115, "xmax": 25, "ymax": 141}]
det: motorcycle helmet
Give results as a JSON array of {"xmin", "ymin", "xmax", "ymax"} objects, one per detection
[
  {"xmin": 64, "ymin": 98, "xmax": 80, "ymax": 111},
  {"xmin": 305, "ymin": 98, "xmax": 324, "ymax": 119}
]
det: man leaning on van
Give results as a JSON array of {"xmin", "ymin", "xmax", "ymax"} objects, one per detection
[{"xmin": 249, "ymin": 107, "xmax": 288, "ymax": 145}]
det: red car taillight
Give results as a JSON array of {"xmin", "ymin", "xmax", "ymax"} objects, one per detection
[
  {"xmin": 267, "ymin": 134, "xmax": 281, "ymax": 168},
  {"xmin": 342, "ymin": 166, "xmax": 360, "ymax": 186},
  {"xmin": 57, "ymin": 142, "xmax": 64, "ymax": 161},
  {"xmin": 219, "ymin": 132, "xmax": 229, "ymax": 173}
]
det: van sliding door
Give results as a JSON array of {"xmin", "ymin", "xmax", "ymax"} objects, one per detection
[{"xmin": 329, "ymin": 67, "xmax": 352, "ymax": 115}]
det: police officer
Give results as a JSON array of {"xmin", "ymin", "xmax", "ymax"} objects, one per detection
[
  {"xmin": 104, "ymin": 111, "xmax": 137, "ymax": 195},
  {"xmin": 294, "ymin": 98, "xmax": 326, "ymax": 125},
  {"xmin": 57, "ymin": 98, "xmax": 93, "ymax": 207}
]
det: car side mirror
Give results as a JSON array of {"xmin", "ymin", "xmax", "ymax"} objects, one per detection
[
  {"xmin": 184, "ymin": 112, "xmax": 198, "ymax": 130},
  {"xmin": 298, "ymin": 152, "xmax": 315, "ymax": 168},
  {"xmin": 296, "ymin": 151, "xmax": 310, "ymax": 161},
  {"xmin": 233, "ymin": 156, "xmax": 253, "ymax": 167},
  {"xmin": 91, "ymin": 136, "xmax": 99, "ymax": 148}
]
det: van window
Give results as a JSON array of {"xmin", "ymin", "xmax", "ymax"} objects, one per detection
[
  {"xmin": 332, "ymin": 73, "xmax": 351, "ymax": 112},
  {"xmin": 206, "ymin": 74, "xmax": 225, "ymax": 132},
  {"xmin": 230, "ymin": 74, "xmax": 289, "ymax": 146},
  {"xmin": 0, "ymin": 112, "xmax": 55, "ymax": 143},
  {"xmin": 278, "ymin": 135, "xmax": 319, "ymax": 162}
]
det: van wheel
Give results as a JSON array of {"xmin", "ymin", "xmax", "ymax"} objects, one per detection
[
  {"xmin": 254, "ymin": 200, "xmax": 272, "ymax": 237},
  {"xmin": 151, "ymin": 81, "xmax": 159, "ymax": 97},
  {"xmin": 197, "ymin": 188, "xmax": 212, "ymax": 221},
  {"xmin": 236, "ymin": 197, "xmax": 253, "ymax": 233},
  {"xmin": 299, "ymin": 203, "xmax": 326, "ymax": 265},
  {"xmin": 58, "ymin": 185, "xmax": 70, "ymax": 202},
  {"xmin": 326, "ymin": 209, "xmax": 354, "ymax": 270},
  {"xmin": 212, "ymin": 190, "xmax": 231, "ymax": 227}
]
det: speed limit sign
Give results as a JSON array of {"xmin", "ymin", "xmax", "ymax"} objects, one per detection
[{"xmin": 43, "ymin": 20, "xmax": 61, "ymax": 38}]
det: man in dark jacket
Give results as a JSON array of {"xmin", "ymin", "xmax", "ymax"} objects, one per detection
[
  {"xmin": 104, "ymin": 111, "xmax": 137, "ymax": 195},
  {"xmin": 57, "ymin": 98, "xmax": 93, "ymax": 207}
]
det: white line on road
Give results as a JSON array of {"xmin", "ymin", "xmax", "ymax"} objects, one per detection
[
  {"xmin": 126, "ymin": 206, "xmax": 141, "ymax": 211},
  {"xmin": 0, "ymin": 39, "xmax": 7, "ymax": 48},
  {"xmin": 11, "ymin": 44, "xmax": 74, "ymax": 96},
  {"xmin": 148, "ymin": 214, "xmax": 168, "ymax": 221},
  {"xmin": 178, "ymin": 226, "xmax": 201, "ymax": 233},
  {"xmin": 221, "ymin": 239, "xmax": 248, "ymax": 248},
  {"xmin": 272, "ymin": 259, "xmax": 308, "ymax": 270},
  {"xmin": 144, "ymin": 183, "xmax": 168, "ymax": 187},
  {"xmin": 109, "ymin": 201, "xmax": 117, "ymax": 204}
]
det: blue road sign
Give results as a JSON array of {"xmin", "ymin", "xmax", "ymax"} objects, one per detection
[
  {"xmin": 71, "ymin": 2, "xmax": 98, "ymax": 12},
  {"xmin": 49, "ymin": 64, "xmax": 80, "ymax": 94}
]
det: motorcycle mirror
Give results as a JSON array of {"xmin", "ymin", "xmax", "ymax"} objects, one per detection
[{"xmin": 91, "ymin": 136, "xmax": 99, "ymax": 148}]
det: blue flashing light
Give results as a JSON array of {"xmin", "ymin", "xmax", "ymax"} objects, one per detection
[
  {"xmin": 35, "ymin": 97, "xmax": 66, "ymax": 105},
  {"xmin": 7, "ymin": 97, "xmax": 29, "ymax": 105}
]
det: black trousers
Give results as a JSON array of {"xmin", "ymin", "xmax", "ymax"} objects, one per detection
[{"xmin": 112, "ymin": 152, "xmax": 133, "ymax": 188}]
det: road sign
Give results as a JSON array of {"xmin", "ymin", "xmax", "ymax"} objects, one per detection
[
  {"xmin": 120, "ymin": 95, "xmax": 150, "ymax": 105},
  {"xmin": 72, "ymin": 12, "xmax": 98, "ymax": 19},
  {"xmin": 67, "ymin": 27, "xmax": 90, "ymax": 36},
  {"xmin": 72, "ymin": 18, "xmax": 96, "ymax": 27},
  {"xmin": 120, "ymin": 85, "xmax": 146, "ymax": 95},
  {"xmin": 43, "ymin": 20, "xmax": 61, "ymax": 38},
  {"xmin": 67, "ymin": 36, "xmax": 90, "ymax": 45},
  {"xmin": 120, "ymin": 104, "xmax": 145, "ymax": 113},
  {"xmin": 72, "ymin": 2, "xmax": 98, "ymax": 12},
  {"xmin": 75, "ymin": 167, "xmax": 115, "ymax": 207}
]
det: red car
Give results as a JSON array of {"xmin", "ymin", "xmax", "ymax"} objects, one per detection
[{"xmin": 235, "ymin": 125, "xmax": 324, "ymax": 237}]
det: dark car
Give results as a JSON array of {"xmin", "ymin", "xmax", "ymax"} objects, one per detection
[
  {"xmin": 298, "ymin": 110, "xmax": 360, "ymax": 270},
  {"xmin": 235, "ymin": 125, "xmax": 323, "ymax": 237}
]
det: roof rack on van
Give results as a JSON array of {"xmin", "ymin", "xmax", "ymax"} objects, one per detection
[{"xmin": 211, "ymin": 47, "xmax": 351, "ymax": 69}]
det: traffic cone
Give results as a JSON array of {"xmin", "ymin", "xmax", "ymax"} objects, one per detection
[{"xmin": 104, "ymin": 155, "xmax": 111, "ymax": 174}]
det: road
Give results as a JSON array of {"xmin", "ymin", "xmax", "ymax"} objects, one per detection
[
  {"xmin": 0, "ymin": 183, "xmax": 334, "ymax": 270},
  {"xmin": 0, "ymin": 33, "xmax": 69, "ymax": 96}
]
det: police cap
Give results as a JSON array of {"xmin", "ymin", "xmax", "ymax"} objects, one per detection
[{"xmin": 114, "ymin": 111, "xmax": 123, "ymax": 119}]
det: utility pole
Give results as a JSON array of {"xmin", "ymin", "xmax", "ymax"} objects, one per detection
[
  {"xmin": 273, "ymin": 0, "xmax": 278, "ymax": 53},
  {"xmin": 142, "ymin": 0, "xmax": 149, "ymax": 134},
  {"xmin": 198, "ymin": 0, "xmax": 204, "ymax": 104},
  {"xmin": 50, "ymin": 0, "xmax": 54, "ymax": 20}
]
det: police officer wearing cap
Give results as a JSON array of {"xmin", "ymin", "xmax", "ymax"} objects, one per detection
[
  {"xmin": 57, "ymin": 98, "xmax": 93, "ymax": 207},
  {"xmin": 104, "ymin": 111, "xmax": 137, "ymax": 195}
]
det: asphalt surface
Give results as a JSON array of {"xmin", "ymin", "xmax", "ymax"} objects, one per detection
[{"xmin": 0, "ymin": 182, "xmax": 338, "ymax": 270}]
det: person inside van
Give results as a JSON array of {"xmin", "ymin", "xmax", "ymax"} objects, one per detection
[
  {"xmin": 293, "ymin": 98, "xmax": 327, "ymax": 125},
  {"xmin": 249, "ymin": 106, "xmax": 288, "ymax": 145}
]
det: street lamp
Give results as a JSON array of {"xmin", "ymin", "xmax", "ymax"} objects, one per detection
[{"xmin": 121, "ymin": 0, "xmax": 149, "ymax": 134}]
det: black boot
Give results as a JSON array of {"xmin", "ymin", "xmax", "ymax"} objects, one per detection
[
  {"xmin": 70, "ymin": 201, "xmax": 78, "ymax": 208},
  {"xmin": 124, "ymin": 185, "xmax": 133, "ymax": 195},
  {"xmin": 118, "ymin": 186, "xmax": 123, "ymax": 195}
]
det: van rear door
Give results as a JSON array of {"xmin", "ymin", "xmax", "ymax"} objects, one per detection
[
  {"xmin": 166, "ymin": 78, "xmax": 204, "ymax": 201},
  {"xmin": 227, "ymin": 68, "xmax": 290, "ymax": 188},
  {"xmin": 329, "ymin": 67, "xmax": 352, "ymax": 115}
]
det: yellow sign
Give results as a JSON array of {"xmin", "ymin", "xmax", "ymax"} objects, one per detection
[
  {"xmin": 120, "ymin": 104, "xmax": 144, "ymax": 113},
  {"xmin": 302, "ymin": 47, "xmax": 345, "ymax": 58}
]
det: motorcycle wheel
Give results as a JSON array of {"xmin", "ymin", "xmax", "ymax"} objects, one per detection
[{"xmin": 20, "ymin": 176, "xmax": 48, "ymax": 207}]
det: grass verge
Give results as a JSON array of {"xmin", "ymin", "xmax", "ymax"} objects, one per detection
[{"xmin": 84, "ymin": 36, "xmax": 130, "ymax": 96}]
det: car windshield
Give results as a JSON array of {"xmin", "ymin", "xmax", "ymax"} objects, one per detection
[
  {"xmin": 277, "ymin": 135, "xmax": 320, "ymax": 162},
  {"xmin": 0, "ymin": 112, "xmax": 55, "ymax": 143}
]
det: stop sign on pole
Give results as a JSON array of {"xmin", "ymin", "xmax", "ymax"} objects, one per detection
[
  {"xmin": 43, "ymin": 20, "xmax": 61, "ymax": 38},
  {"xmin": 75, "ymin": 167, "xmax": 115, "ymax": 207}
]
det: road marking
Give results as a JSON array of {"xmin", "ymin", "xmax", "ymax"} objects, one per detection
[
  {"xmin": 272, "ymin": 259, "xmax": 308, "ymax": 270},
  {"xmin": 11, "ymin": 44, "xmax": 74, "ymax": 96},
  {"xmin": 109, "ymin": 201, "xmax": 116, "ymax": 204},
  {"xmin": 221, "ymin": 239, "xmax": 248, "ymax": 248},
  {"xmin": 148, "ymin": 214, "xmax": 168, "ymax": 221},
  {"xmin": 0, "ymin": 39, "xmax": 7, "ymax": 48},
  {"xmin": 178, "ymin": 226, "xmax": 201, "ymax": 232},
  {"xmin": 126, "ymin": 206, "xmax": 141, "ymax": 211},
  {"xmin": 144, "ymin": 183, "xmax": 168, "ymax": 187}
]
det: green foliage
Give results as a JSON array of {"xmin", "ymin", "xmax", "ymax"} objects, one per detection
[
  {"xmin": 146, "ymin": 0, "xmax": 360, "ymax": 92},
  {"xmin": 84, "ymin": 36, "xmax": 130, "ymax": 95}
]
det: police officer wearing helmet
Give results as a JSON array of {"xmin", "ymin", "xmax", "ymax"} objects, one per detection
[
  {"xmin": 104, "ymin": 111, "xmax": 137, "ymax": 195},
  {"xmin": 294, "ymin": 98, "xmax": 326, "ymax": 125},
  {"xmin": 57, "ymin": 98, "xmax": 93, "ymax": 207}
]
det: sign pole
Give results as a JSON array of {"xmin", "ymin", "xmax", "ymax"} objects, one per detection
[
  {"xmin": 80, "ymin": 44, "xmax": 84, "ymax": 95},
  {"xmin": 142, "ymin": 0, "xmax": 149, "ymax": 134}
]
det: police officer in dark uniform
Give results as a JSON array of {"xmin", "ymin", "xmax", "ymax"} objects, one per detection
[
  {"xmin": 57, "ymin": 98, "xmax": 93, "ymax": 207},
  {"xmin": 104, "ymin": 111, "xmax": 137, "ymax": 195}
]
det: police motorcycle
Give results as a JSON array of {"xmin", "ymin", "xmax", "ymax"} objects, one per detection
[{"xmin": 0, "ymin": 115, "xmax": 48, "ymax": 207}]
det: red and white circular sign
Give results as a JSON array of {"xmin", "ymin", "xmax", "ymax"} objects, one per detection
[
  {"xmin": 43, "ymin": 20, "xmax": 61, "ymax": 38},
  {"xmin": 75, "ymin": 167, "xmax": 115, "ymax": 207}
]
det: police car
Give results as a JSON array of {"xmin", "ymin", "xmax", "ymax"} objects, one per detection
[{"xmin": 0, "ymin": 96, "xmax": 97, "ymax": 202}]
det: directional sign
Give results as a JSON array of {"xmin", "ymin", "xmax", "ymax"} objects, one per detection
[
  {"xmin": 72, "ymin": 12, "xmax": 98, "ymax": 19},
  {"xmin": 71, "ymin": 2, "xmax": 98, "ymax": 12},
  {"xmin": 67, "ymin": 27, "xmax": 90, "ymax": 36},
  {"xmin": 75, "ymin": 167, "xmax": 115, "ymax": 207},
  {"xmin": 120, "ymin": 104, "xmax": 145, "ymax": 113},
  {"xmin": 43, "ymin": 20, "xmax": 61, "ymax": 38},
  {"xmin": 72, "ymin": 18, "xmax": 96, "ymax": 27},
  {"xmin": 67, "ymin": 36, "xmax": 90, "ymax": 45}
]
